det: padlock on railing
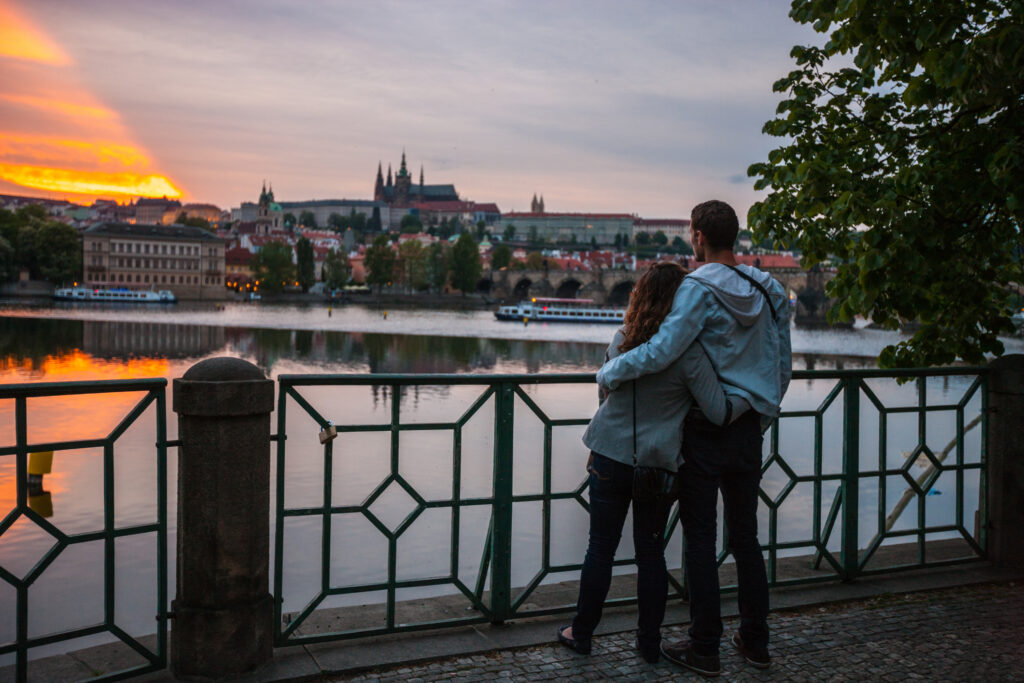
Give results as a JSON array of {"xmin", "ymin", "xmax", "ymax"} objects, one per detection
[{"xmin": 318, "ymin": 421, "xmax": 337, "ymax": 444}]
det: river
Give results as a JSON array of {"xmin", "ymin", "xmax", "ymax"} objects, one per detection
[{"xmin": 0, "ymin": 298, "xmax": 1015, "ymax": 661}]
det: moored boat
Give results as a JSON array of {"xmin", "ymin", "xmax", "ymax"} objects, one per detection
[
  {"xmin": 495, "ymin": 297, "xmax": 625, "ymax": 323},
  {"xmin": 53, "ymin": 286, "xmax": 177, "ymax": 303}
]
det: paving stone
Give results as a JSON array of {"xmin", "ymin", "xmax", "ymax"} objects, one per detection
[{"xmin": 327, "ymin": 582, "xmax": 1024, "ymax": 682}]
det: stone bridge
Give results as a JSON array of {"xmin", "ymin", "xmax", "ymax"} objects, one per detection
[{"xmin": 484, "ymin": 266, "xmax": 836, "ymax": 324}]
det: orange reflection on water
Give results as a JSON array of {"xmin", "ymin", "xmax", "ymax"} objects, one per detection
[
  {"xmin": 0, "ymin": 349, "xmax": 169, "ymax": 383},
  {"xmin": 0, "ymin": 350, "xmax": 168, "ymax": 517}
]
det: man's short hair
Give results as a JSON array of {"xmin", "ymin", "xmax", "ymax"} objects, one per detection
[{"xmin": 691, "ymin": 200, "xmax": 739, "ymax": 250}]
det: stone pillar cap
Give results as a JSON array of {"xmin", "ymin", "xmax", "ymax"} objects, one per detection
[
  {"xmin": 182, "ymin": 356, "xmax": 267, "ymax": 381},
  {"xmin": 174, "ymin": 357, "xmax": 274, "ymax": 416}
]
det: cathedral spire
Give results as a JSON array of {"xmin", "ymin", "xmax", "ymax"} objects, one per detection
[
  {"xmin": 387, "ymin": 164, "xmax": 393, "ymax": 187},
  {"xmin": 374, "ymin": 162, "xmax": 385, "ymax": 200},
  {"xmin": 398, "ymin": 149, "xmax": 408, "ymax": 177},
  {"xmin": 420, "ymin": 165, "xmax": 424, "ymax": 187}
]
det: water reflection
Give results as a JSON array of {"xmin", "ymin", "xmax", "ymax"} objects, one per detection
[{"xmin": 0, "ymin": 317, "xmax": 608, "ymax": 380}]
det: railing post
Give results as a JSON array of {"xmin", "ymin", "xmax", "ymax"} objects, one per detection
[
  {"xmin": 986, "ymin": 354, "xmax": 1024, "ymax": 569},
  {"xmin": 490, "ymin": 381, "xmax": 515, "ymax": 622},
  {"xmin": 171, "ymin": 357, "xmax": 275, "ymax": 677},
  {"xmin": 840, "ymin": 375, "xmax": 860, "ymax": 580}
]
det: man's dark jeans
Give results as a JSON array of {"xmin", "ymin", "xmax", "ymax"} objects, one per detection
[
  {"xmin": 680, "ymin": 410, "xmax": 769, "ymax": 656},
  {"xmin": 572, "ymin": 452, "xmax": 672, "ymax": 650}
]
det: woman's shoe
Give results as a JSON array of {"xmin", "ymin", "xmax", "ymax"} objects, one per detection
[{"xmin": 557, "ymin": 625, "xmax": 592, "ymax": 655}]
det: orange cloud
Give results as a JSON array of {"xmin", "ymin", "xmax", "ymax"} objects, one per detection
[
  {"xmin": 0, "ymin": 0, "xmax": 184, "ymax": 202},
  {"xmin": 0, "ymin": 94, "xmax": 115, "ymax": 121},
  {"xmin": 0, "ymin": 164, "xmax": 182, "ymax": 200},
  {"xmin": 0, "ymin": 3, "xmax": 71, "ymax": 65}
]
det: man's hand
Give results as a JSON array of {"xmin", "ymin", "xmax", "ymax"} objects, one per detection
[{"xmin": 596, "ymin": 365, "xmax": 618, "ymax": 392}]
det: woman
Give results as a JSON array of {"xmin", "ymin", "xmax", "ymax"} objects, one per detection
[{"xmin": 558, "ymin": 261, "xmax": 746, "ymax": 663}]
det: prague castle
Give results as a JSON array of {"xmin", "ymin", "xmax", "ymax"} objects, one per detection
[{"xmin": 374, "ymin": 151, "xmax": 459, "ymax": 208}]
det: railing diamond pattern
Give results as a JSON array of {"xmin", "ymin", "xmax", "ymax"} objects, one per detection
[
  {"xmin": 271, "ymin": 368, "xmax": 987, "ymax": 646},
  {"xmin": 0, "ymin": 379, "xmax": 167, "ymax": 683}
]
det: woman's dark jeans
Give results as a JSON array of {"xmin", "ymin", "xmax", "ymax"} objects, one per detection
[{"xmin": 571, "ymin": 452, "xmax": 672, "ymax": 650}]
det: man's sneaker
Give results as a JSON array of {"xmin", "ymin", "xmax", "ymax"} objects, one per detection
[
  {"xmin": 660, "ymin": 639, "xmax": 721, "ymax": 677},
  {"xmin": 731, "ymin": 631, "xmax": 770, "ymax": 669}
]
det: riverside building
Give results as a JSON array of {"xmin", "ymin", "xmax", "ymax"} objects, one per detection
[
  {"xmin": 82, "ymin": 222, "xmax": 227, "ymax": 299},
  {"xmin": 503, "ymin": 211, "xmax": 636, "ymax": 246}
]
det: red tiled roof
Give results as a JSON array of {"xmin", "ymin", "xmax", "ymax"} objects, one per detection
[{"xmin": 225, "ymin": 247, "xmax": 253, "ymax": 265}]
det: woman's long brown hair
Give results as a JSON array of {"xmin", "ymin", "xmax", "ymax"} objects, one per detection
[{"xmin": 619, "ymin": 261, "xmax": 686, "ymax": 352}]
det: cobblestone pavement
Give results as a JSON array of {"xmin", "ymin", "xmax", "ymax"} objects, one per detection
[{"xmin": 333, "ymin": 582, "xmax": 1024, "ymax": 681}]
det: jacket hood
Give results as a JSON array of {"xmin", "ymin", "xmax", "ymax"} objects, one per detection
[{"xmin": 688, "ymin": 263, "xmax": 774, "ymax": 327}]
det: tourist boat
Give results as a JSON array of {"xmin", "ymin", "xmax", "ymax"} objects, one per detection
[
  {"xmin": 495, "ymin": 297, "xmax": 626, "ymax": 323},
  {"xmin": 53, "ymin": 285, "xmax": 177, "ymax": 303}
]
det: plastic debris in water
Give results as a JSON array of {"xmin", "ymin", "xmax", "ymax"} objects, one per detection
[{"xmin": 926, "ymin": 489, "xmax": 942, "ymax": 496}]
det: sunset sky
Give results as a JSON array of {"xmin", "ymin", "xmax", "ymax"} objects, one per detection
[{"xmin": 1, "ymin": 0, "xmax": 818, "ymax": 220}]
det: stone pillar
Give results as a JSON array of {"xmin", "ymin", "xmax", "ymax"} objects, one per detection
[
  {"xmin": 172, "ymin": 357, "xmax": 275, "ymax": 678},
  {"xmin": 986, "ymin": 353, "xmax": 1024, "ymax": 569}
]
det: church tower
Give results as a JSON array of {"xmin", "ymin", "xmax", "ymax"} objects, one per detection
[
  {"xmin": 394, "ymin": 150, "xmax": 412, "ymax": 207},
  {"xmin": 374, "ymin": 162, "xmax": 385, "ymax": 201}
]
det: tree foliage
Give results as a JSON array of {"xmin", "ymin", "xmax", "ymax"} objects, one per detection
[
  {"xmin": 322, "ymin": 248, "xmax": 351, "ymax": 289},
  {"xmin": 748, "ymin": 0, "xmax": 1024, "ymax": 367},
  {"xmin": 365, "ymin": 234, "xmax": 395, "ymax": 292},
  {"xmin": 295, "ymin": 236, "xmax": 315, "ymax": 292},
  {"xmin": 298, "ymin": 210, "xmax": 316, "ymax": 228},
  {"xmin": 397, "ymin": 239, "xmax": 429, "ymax": 291},
  {"xmin": 449, "ymin": 233, "xmax": 482, "ymax": 295},
  {"xmin": 427, "ymin": 242, "xmax": 449, "ymax": 291},
  {"xmin": 491, "ymin": 243, "xmax": 512, "ymax": 269},
  {"xmin": 0, "ymin": 206, "xmax": 81, "ymax": 283},
  {"xmin": 400, "ymin": 213, "xmax": 423, "ymax": 232},
  {"xmin": 175, "ymin": 212, "xmax": 210, "ymax": 229},
  {"xmin": 251, "ymin": 241, "xmax": 296, "ymax": 294}
]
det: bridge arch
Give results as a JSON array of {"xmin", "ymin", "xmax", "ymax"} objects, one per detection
[
  {"xmin": 608, "ymin": 280, "xmax": 634, "ymax": 306},
  {"xmin": 555, "ymin": 278, "xmax": 582, "ymax": 299},
  {"xmin": 513, "ymin": 278, "xmax": 532, "ymax": 300},
  {"xmin": 476, "ymin": 278, "xmax": 492, "ymax": 294}
]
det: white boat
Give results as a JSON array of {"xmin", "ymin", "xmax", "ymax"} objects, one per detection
[
  {"xmin": 53, "ymin": 286, "xmax": 177, "ymax": 303},
  {"xmin": 495, "ymin": 297, "xmax": 625, "ymax": 323}
]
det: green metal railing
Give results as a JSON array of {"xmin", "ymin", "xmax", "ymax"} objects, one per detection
[
  {"xmin": 273, "ymin": 368, "xmax": 988, "ymax": 646},
  {"xmin": 0, "ymin": 379, "xmax": 167, "ymax": 683}
]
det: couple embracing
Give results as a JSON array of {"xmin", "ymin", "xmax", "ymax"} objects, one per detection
[{"xmin": 558, "ymin": 200, "xmax": 792, "ymax": 677}]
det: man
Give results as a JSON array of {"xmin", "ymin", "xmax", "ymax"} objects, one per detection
[{"xmin": 596, "ymin": 200, "xmax": 791, "ymax": 676}]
